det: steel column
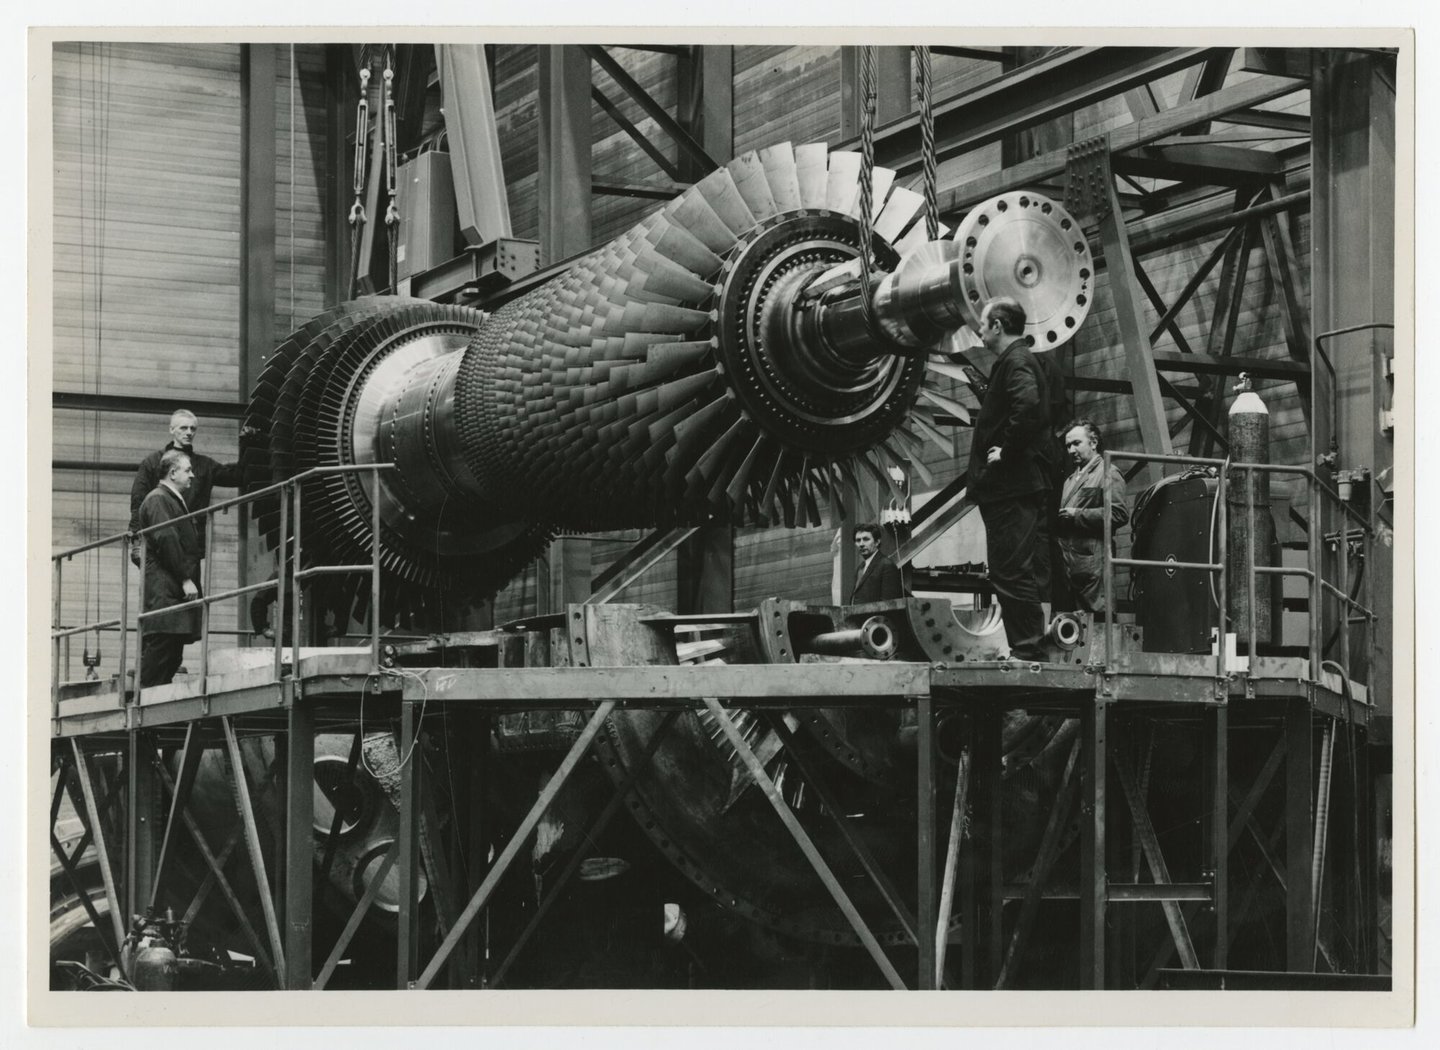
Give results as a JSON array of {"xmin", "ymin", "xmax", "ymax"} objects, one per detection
[
  {"xmin": 125, "ymin": 730, "xmax": 158, "ymax": 925},
  {"xmin": 1311, "ymin": 50, "xmax": 1395, "ymax": 696},
  {"xmin": 284, "ymin": 701, "xmax": 315, "ymax": 989},
  {"xmin": 1204, "ymin": 705, "xmax": 1230, "ymax": 969},
  {"xmin": 435, "ymin": 44, "xmax": 514, "ymax": 245},
  {"xmin": 1079, "ymin": 697, "xmax": 1108, "ymax": 988},
  {"xmin": 396, "ymin": 699, "xmax": 423, "ymax": 987},
  {"xmin": 916, "ymin": 693, "xmax": 938, "ymax": 988},
  {"xmin": 677, "ymin": 45, "xmax": 733, "ymax": 180},
  {"xmin": 537, "ymin": 45, "xmax": 593, "ymax": 265},
  {"xmin": 1285, "ymin": 700, "xmax": 1316, "ymax": 969}
]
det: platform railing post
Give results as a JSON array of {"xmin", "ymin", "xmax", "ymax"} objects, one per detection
[
  {"xmin": 1246, "ymin": 465, "xmax": 1258, "ymax": 659},
  {"xmin": 117, "ymin": 538, "xmax": 130, "ymax": 705},
  {"xmin": 291, "ymin": 482, "xmax": 303, "ymax": 669},
  {"xmin": 135, "ymin": 540, "xmax": 148, "ymax": 699},
  {"xmin": 1103, "ymin": 451, "xmax": 1114, "ymax": 663},
  {"xmin": 371, "ymin": 469, "xmax": 382, "ymax": 672},
  {"xmin": 52, "ymin": 558, "xmax": 63, "ymax": 718},
  {"xmin": 1216, "ymin": 463, "xmax": 1229, "ymax": 682},
  {"xmin": 200, "ymin": 512, "xmax": 215, "ymax": 685},
  {"xmin": 126, "ymin": 728, "xmax": 158, "ymax": 925},
  {"xmin": 1308, "ymin": 470, "xmax": 1323, "ymax": 677},
  {"xmin": 1079, "ymin": 695, "xmax": 1108, "ymax": 988},
  {"xmin": 274, "ymin": 481, "xmax": 289, "ymax": 681}
]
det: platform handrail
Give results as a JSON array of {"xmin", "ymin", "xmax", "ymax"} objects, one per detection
[
  {"xmin": 52, "ymin": 462, "xmax": 396, "ymax": 715},
  {"xmin": 1101, "ymin": 450, "xmax": 1376, "ymax": 696}
]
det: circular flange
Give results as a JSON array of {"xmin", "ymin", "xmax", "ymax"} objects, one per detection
[
  {"xmin": 954, "ymin": 191, "xmax": 1093, "ymax": 349},
  {"xmin": 714, "ymin": 210, "xmax": 925, "ymax": 455}
]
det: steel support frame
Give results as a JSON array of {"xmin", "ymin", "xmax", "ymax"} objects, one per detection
[
  {"xmin": 154, "ymin": 748, "xmax": 280, "ymax": 984},
  {"xmin": 702, "ymin": 696, "xmax": 907, "ymax": 990},
  {"xmin": 957, "ymin": 708, "xmax": 1004, "ymax": 988},
  {"xmin": 537, "ymin": 45, "xmax": 593, "ymax": 266},
  {"xmin": 412, "ymin": 699, "xmax": 618, "ymax": 989},
  {"xmin": 859, "ymin": 47, "xmax": 1223, "ymax": 176}
]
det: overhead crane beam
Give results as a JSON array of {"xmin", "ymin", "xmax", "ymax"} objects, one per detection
[{"xmin": 844, "ymin": 46, "xmax": 1227, "ymax": 177}]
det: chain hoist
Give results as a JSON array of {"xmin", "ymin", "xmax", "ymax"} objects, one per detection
[
  {"xmin": 382, "ymin": 52, "xmax": 400, "ymax": 293},
  {"xmin": 348, "ymin": 65, "xmax": 372, "ymax": 299}
]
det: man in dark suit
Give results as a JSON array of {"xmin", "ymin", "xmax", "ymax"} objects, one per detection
[
  {"xmin": 966, "ymin": 296, "xmax": 1050, "ymax": 660},
  {"xmin": 849, "ymin": 523, "xmax": 904, "ymax": 603},
  {"xmin": 129, "ymin": 409, "xmax": 254, "ymax": 565},
  {"xmin": 136, "ymin": 449, "xmax": 204, "ymax": 687}
]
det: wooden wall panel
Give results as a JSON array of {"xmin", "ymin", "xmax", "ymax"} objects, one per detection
[
  {"xmin": 273, "ymin": 44, "xmax": 331, "ymax": 335},
  {"xmin": 50, "ymin": 41, "xmax": 334, "ymax": 680},
  {"xmin": 590, "ymin": 48, "xmax": 677, "ymax": 244},
  {"xmin": 494, "ymin": 45, "xmax": 540, "ymax": 241},
  {"xmin": 734, "ymin": 46, "xmax": 841, "ymax": 155}
]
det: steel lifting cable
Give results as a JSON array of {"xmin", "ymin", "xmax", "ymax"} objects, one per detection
[
  {"xmin": 81, "ymin": 42, "xmax": 113, "ymax": 672},
  {"xmin": 348, "ymin": 64, "xmax": 372, "ymax": 299},
  {"xmin": 856, "ymin": 46, "xmax": 879, "ymax": 344},
  {"xmin": 382, "ymin": 49, "xmax": 400, "ymax": 294},
  {"xmin": 915, "ymin": 45, "xmax": 938, "ymax": 241}
]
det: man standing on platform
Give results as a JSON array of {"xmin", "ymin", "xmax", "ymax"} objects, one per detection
[
  {"xmin": 849, "ymin": 523, "xmax": 904, "ymax": 603},
  {"xmin": 1057, "ymin": 419, "xmax": 1130, "ymax": 612},
  {"xmin": 136, "ymin": 449, "xmax": 203, "ymax": 687},
  {"xmin": 967, "ymin": 296, "xmax": 1050, "ymax": 661},
  {"xmin": 129, "ymin": 409, "xmax": 253, "ymax": 565}
]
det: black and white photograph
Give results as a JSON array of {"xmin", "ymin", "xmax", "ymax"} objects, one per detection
[{"xmin": 21, "ymin": 15, "xmax": 1417, "ymax": 1035}]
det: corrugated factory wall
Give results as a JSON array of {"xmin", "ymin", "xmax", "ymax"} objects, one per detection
[{"xmin": 50, "ymin": 43, "xmax": 331, "ymax": 680}]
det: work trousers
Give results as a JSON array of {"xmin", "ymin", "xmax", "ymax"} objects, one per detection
[
  {"xmin": 140, "ymin": 631, "xmax": 186, "ymax": 687},
  {"xmin": 979, "ymin": 493, "xmax": 1047, "ymax": 660}
]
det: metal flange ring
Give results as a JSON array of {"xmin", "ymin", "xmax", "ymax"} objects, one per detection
[{"xmin": 954, "ymin": 191, "xmax": 1093, "ymax": 349}]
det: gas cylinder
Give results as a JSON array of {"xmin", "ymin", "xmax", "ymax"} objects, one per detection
[
  {"xmin": 1226, "ymin": 374, "xmax": 1277, "ymax": 650},
  {"xmin": 132, "ymin": 940, "xmax": 178, "ymax": 992}
]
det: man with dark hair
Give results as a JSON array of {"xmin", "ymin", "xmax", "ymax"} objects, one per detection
[
  {"xmin": 136, "ymin": 449, "xmax": 203, "ymax": 687},
  {"xmin": 849, "ymin": 522, "xmax": 904, "ymax": 603},
  {"xmin": 966, "ymin": 296, "xmax": 1049, "ymax": 660},
  {"xmin": 129, "ymin": 409, "xmax": 254, "ymax": 564},
  {"xmin": 1057, "ymin": 419, "xmax": 1130, "ymax": 611}
]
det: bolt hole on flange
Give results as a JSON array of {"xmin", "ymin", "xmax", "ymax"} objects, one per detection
[{"xmin": 953, "ymin": 191, "xmax": 1094, "ymax": 350}]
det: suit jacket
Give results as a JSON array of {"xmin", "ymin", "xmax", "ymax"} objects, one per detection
[
  {"xmin": 850, "ymin": 552, "xmax": 904, "ymax": 603},
  {"xmin": 129, "ymin": 442, "xmax": 244, "ymax": 556},
  {"xmin": 138, "ymin": 483, "xmax": 203, "ymax": 639},
  {"xmin": 966, "ymin": 338, "xmax": 1050, "ymax": 504},
  {"xmin": 1057, "ymin": 456, "xmax": 1130, "ymax": 608},
  {"xmin": 1031, "ymin": 348, "xmax": 1068, "ymax": 490}
]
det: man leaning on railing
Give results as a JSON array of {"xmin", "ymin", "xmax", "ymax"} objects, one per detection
[{"xmin": 136, "ymin": 449, "xmax": 203, "ymax": 687}]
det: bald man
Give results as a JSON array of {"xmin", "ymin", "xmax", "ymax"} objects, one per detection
[{"xmin": 129, "ymin": 409, "xmax": 255, "ymax": 563}]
